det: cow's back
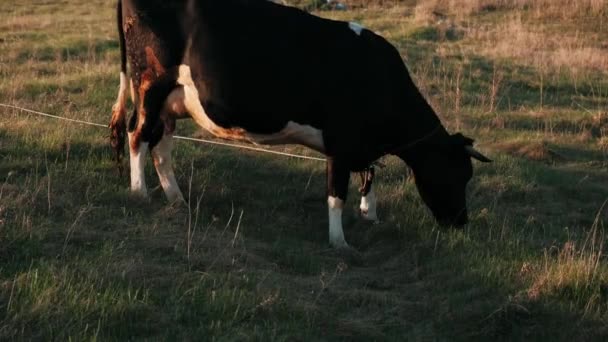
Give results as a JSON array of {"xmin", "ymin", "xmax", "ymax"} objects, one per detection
[{"xmin": 187, "ymin": 1, "xmax": 385, "ymax": 135}]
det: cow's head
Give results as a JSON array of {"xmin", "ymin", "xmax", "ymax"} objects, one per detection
[{"xmin": 410, "ymin": 133, "xmax": 491, "ymax": 227}]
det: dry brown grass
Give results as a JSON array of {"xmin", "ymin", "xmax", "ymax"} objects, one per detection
[
  {"xmin": 466, "ymin": 15, "xmax": 608, "ymax": 75},
  {"xmin": 598, "ymin": 136, "xmax": 608, "ymax": 152},
  {"xmin": 490, "ymin": 140, "xmax": 566, "ymax": 162},
  {"xmin": 524, "ymin": 210, "xmax": 606, "ymax": 318},
  {"xmin": 414, "ymin": 0, "xmax": 606, "ymax": 20},
  {"xmin": 411, "ymin": 0, "xmax": 608, "ymax": 77},
  {"xmin": 2, "ymin": 0, "xmax": 608, "ymax": 339}
]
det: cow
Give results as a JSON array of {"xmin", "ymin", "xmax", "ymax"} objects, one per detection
[{"xmin": 109, "ymin": 0, "xmax": 491, "ymax": 250}]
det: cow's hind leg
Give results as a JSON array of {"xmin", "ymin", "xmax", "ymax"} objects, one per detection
[
  {"xmin": 128, "ymin": 69, "xmax": 178, "ymax": 198},
  {"xmin": 327, "ymin": 158, "xmax": 351, "ymax": 249},
  {"xmin": 358, "ymin": 166, "xmax": 378, "ymax": 222},
  {"xmin": 151, "ymin": 116, "xmax": 184, "ymax": 203}
]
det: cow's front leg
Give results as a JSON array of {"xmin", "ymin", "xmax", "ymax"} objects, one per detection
[
  {"xmin": 151, "ymin": 118, "xmax": 184, "ymax": 203},
  {"xmin": 358, "ymin": 167, "xmax": 378, "ymax": 222},
  {"xmin": 327, "ymin": 158, "xmax": 350, "ymax": 249}
]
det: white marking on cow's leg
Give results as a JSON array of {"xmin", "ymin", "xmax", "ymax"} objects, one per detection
[
  {"xmin": 110, "ymin": 72, "xmax": 128, "ymax": 141},
  {"xmin": 151, "ymin": 134, "xmax": 184, "ymax": 203},
  {"xmin": 328, "ymin": 196, "xmax": 348, "ymax": 248},
  {"xmin": 114, "ymin": 72, "xmax": 128, "ymax": 110},
  {"xmin": 349, "ymin": 22, "xmax": 364, "ymax": 36},
  {"xmin": 360, "ymin": 188, "xmax": 378, "ymax": 222},
  {"xmin": 128, "ymin": 132, "xmax": 148, "ymax": 197},
  {"xmin": 129, "ymin": 78, "xmax": 135, "ymax": 103}
]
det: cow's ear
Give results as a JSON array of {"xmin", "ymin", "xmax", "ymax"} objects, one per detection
[
  {"xmin": 452, "ymin": 133, "xmax": 492, "ymax": 162},
  {"xmin": 465, "ymin": 146, "xmax": 492, "ymax": 163}
]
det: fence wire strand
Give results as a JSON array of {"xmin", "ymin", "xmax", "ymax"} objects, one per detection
[{"xmin": 0, "ymin": 103, "xmax": 327, "ymax": 162}]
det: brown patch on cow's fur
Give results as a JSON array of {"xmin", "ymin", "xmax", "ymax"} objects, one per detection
[
  {"xmin": 124, "ymin": 16, "xmax": 135, "ymax": 33},
  {"xmin": 210, "ymin": 126, "xmax": 250, "ymax": 141},
  {"xmin": 189, "ymin": 125, "xmax": 257, "ymax": 143},
  {"xmin": 129, "ymin": 73, "xmax": 154, "ymax": 152},
  {"xmin": 145, "ymin": 47, "xmax": 165, "ymax": 76},
  {"xmin": 358, "ymin": 167, "xmax": 375, "ymax": 196},
  {"xmin": 129, "ymin": 129, "xmax": 143, "ymax": 152},
  {"xmin": 129, "ymin": 48, "xmax": 168, "ymax": 152},
  {"xmin": 138, "ymin": 70, "xmax": 155, "ymax": 101}
]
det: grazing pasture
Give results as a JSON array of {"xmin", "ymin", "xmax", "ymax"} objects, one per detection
[{"xmin": 1, "ymin": 0, "xmax": 607, "ymax": 339}]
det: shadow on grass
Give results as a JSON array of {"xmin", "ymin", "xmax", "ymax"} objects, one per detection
[{"xmin": 0, "ymin": 128, "xmax": 607, "ymax": 340}]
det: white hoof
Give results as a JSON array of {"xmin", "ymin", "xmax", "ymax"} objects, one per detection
[
  {"xmin": 360, "ymin": 208, "xmax": 379, "ymax": 222},
  {"xmin": 130, "ymin": 188, "xmax": 149, "ymax": 199},
  {"xmin": 359, "ymin": 189, "xmax": 378, "ymax": 222},
  {"xmin": 166, "ymin": 191, "xmax": 185, "ymax": 204}
]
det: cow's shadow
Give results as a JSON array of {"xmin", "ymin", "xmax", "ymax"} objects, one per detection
[{"xmin": 0, "ymin": 126, "xmax": 606, "ymax": 339}]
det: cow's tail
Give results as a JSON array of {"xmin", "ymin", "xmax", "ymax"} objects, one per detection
[
  {"xmin": 110, "ymin": 0, "xmax": 128, "ymax": 175},
  {"xmin": 117, "ymin": 0, "xmax": 127, "ymax": 77}
]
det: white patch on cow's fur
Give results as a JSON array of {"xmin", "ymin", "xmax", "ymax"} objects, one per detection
[
  {"xmin": 166, "ymin": 64, "xmax": 326, "ymax": 153},
  {"xmin": 360, "ymin": 189, "xmax": 378, "ymax": 222},
  {"xmin": 129, "ymin": 136, "xmax": 148, "ymax": 197},
  {"xmin": 252, "ymin": 121, "xmax": 325, "ymax": 153},
  {"xmin": 118, "ymin": 72, "xmax": 128, "ymax": 105},
  {"xmin": 129, "ymin": 78, "xmax": 135, "ymax": 103},
  {"xmin": 328, "ymin": 196, "xmax": 348, "ymax": 248},
  {"xmin": 151, "ymin": 134, "xmax": 183, "ymax": 203},
  {"xmin": 349, "ymin": 22, "xmax": 364, "ymax": 35},
  {"xmin": 111, "ymin": 72, "xmax": 129, "ymax": 119}
]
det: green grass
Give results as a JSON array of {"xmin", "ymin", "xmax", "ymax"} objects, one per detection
[{"xmin": 1, "ymin": 0, "xmax": 608, "ymax": 340}]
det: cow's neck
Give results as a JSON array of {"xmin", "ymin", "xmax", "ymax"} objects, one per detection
[{"xmin": 397, "ymin": 108, "xmax": 451, "ymax": 167}]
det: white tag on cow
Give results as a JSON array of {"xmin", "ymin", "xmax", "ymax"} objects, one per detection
[{"xmin": 349, "ymin": 22, "xmax": 364, "ymax": 36}]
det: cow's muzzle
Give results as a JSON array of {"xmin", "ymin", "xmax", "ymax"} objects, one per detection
[{"xmin": 437, "ymin": 210, "xmax": 468, "ymax": 228}]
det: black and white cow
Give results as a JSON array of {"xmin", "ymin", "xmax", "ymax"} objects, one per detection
[{"xmin": 109, "ymin": 0, "xmax": 490, "ymax": 249}]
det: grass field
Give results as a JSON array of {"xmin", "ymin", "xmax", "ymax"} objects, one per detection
[{"xmin": 1, "ymin": 0, "xmax": 607, "ymax": 340}]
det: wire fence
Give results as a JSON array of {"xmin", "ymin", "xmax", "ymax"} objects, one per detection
[{"xmin": 0, "ymin": 103, "xmax": 327, "ymax": 162}]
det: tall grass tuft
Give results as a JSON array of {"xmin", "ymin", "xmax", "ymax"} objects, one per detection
[{"xmin": 525, "ymin": 202, "xmax": 607, "ymax": 316}]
